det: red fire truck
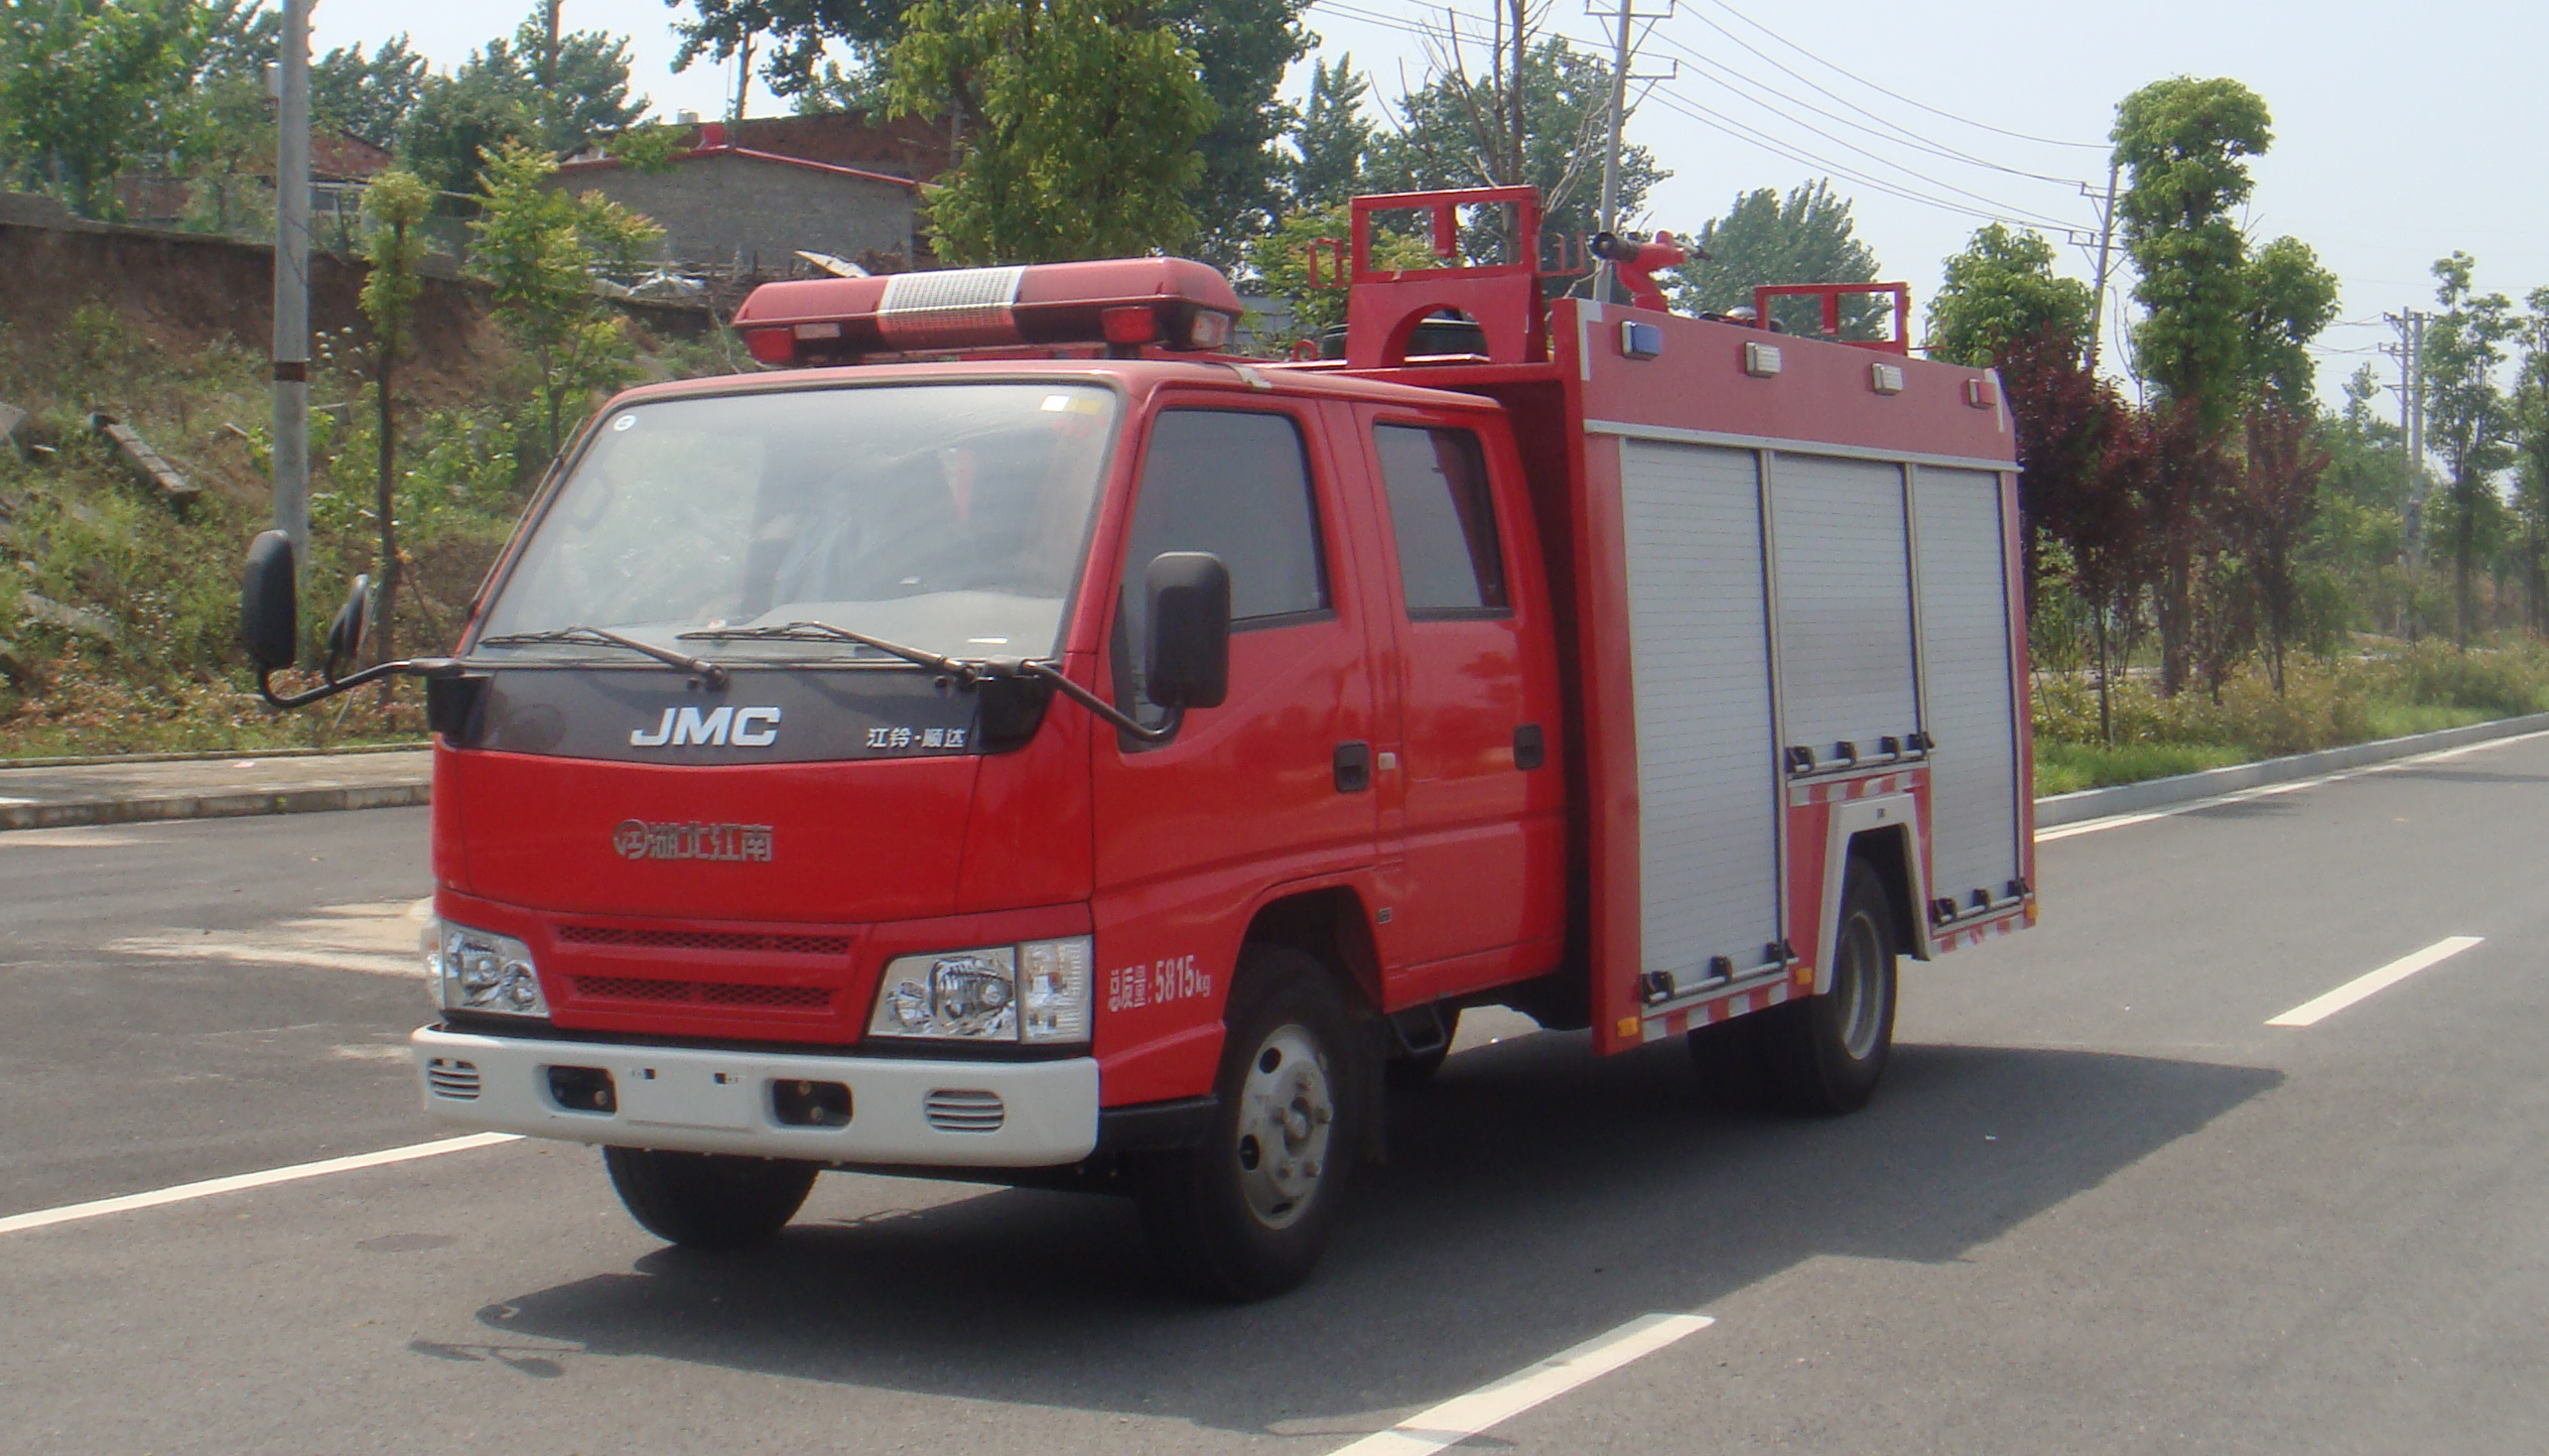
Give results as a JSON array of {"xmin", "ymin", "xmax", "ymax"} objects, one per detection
[{"xmin": 239, "ymin": 186, "xmax": 2033, "ymax": 1300}]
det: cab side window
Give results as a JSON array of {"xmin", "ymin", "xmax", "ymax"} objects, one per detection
[
  {"xmin": 1118, "ymin": 409, "xmax": 1329, "ymax": 711},
  {"xmin": 1375, "ymin": 424, "xmax": 1508, "ymax": 617}
]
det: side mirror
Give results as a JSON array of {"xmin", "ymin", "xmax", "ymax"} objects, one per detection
[
  {"xmin": 326, "ymin": 573, "xmax": 369, "ymax": 674},
  {"xmin": 1143, "ymin": 551, "xmax": 1231, "ymax": 711},
  {"xmin": 240, "ymin": 529, "xmax": 298, "ymax": 671}
]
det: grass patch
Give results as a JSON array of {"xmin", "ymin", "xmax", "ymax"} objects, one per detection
[
  {"xmin": 2034, "ymin": 740, "xmax": 2249, "ymax": 796},
  {"xmin": 2360, "ymin": 702, "xmax": 2499, "ymax": 739}
]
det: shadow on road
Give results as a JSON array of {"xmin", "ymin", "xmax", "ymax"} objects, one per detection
[{"xmin": 466, "ymin": 1033, "xmax": 2277, "ymax": 1434}]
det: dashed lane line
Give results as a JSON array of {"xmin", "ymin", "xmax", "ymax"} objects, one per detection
[
  {"xmin": 1326, "ymin": 1313, "xmax": 1714, "ymax": 1455},
  {"xmin": 2266, "ymin": 936, "xmax": 2484, "ymax": 1028},
  {"xmin": 0, "ymin": 1132, "xmax": 522, "ymax": 1237}
]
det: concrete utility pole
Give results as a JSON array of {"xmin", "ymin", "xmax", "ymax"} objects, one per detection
[
  {"xmin": 2081, "ymin": 163, "xmax": 2120, "ymax": 373},
  {"xmin": 1590, "ymin": 1, "xmax": 1672, "ymax": 301},
  {"xmin": 2386, "ymin": 309, "xmax": 2432, "ymax": 639},
  {"xmin": 271, "ymin": 0, "xmax": 312, "ymax": 588},
  {"xmin": 1592, "ymin": 0, "xmax": 1636, "ymax": 303}
]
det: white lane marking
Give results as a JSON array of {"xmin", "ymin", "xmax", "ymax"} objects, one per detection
[
  {"xmin": 1327, "ymin": 1313, "xmax": 1713, "ymax": 1455},
  {"xmin": 0, "ymin": 1132, "xmax": 521, "ymax": 1236},
  {"xmin": 2267, "ymin": 936, "xmax": 2484, "ymax": 1027},
  {"xmin": 2039, "ymin": 728, "xmax": 2549, "ymax": 842}
]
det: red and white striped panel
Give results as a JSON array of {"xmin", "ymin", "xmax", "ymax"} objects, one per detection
[
  {"xmin": 1788, "ymin": 770, "xmax": 1919, "ymax": 807},
  {"xmin": 1636, "ymin": 963, "xmax": 1816, "ymax": 1043},
  {"xmin": 1932, "ymin": 903, "xmax": 2034, "ymax": 953}
]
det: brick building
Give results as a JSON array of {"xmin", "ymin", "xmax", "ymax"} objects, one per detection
[{"xmin": 554, "ymin": 116, "xmax": 943, "ymax": 274}]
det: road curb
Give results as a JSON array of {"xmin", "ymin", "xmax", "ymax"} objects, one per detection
[
  {"xmin": 0, "ymin": 780, "xmax": 431, "ymax": 832},
  {"xmin": 2034, "ymin": 710, "xmax": 2549, "ymax": 829}
]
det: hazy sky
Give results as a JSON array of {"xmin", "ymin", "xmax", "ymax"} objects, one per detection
[{"xmin": 309, "ymin": 0, "xmax": 2541, "ymax": 395}]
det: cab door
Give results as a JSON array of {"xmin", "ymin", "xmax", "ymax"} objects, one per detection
[
  {"xmin": 1359, "ymin": 407, "xmax": 1565, "ymax": 1000},
  {"xmin": 1090, "ymin": 396, "xmax": 1381, "ymax": 1097}
]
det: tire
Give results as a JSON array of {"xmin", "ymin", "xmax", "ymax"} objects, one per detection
[
  {"xmin": 603, "ymin": 1146, "xmax": 821, "ymax": 1251},
  {"xmin": 1752, "ymin": 858, "xmax": 1898, "ymax": 1115},
  {"xmin": 1134, "ymin": 944, "xmax": 1368, "ymax": 1301},
  {"xmin": 1685, "ymin": 1009, "xmax": 1777, "ymax": 1113},
  {"xmin": 1385, "ymin": 1007, "xmax": 1458, "ymax": 1088}
]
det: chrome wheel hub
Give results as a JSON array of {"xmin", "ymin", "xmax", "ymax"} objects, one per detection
[
  {"xmin": 1832, "ymin": 909, "xmax": 1888, "ymax": 1062},
  {"xmin": 1234, "ymin": 1023, "xmax": 1334, "ymax": 1230}
]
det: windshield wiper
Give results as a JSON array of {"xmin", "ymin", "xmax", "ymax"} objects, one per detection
[
  {"xmin": 477, "ymin": 625, "xmax": 728, "ymax": 687},
  {"xmin": 677, "ymin": 620, "xmax": 1186, "ymax": 743},
  {"xmin": 676, "ymin": 620, "xmax": 971, "ymax": 677}
]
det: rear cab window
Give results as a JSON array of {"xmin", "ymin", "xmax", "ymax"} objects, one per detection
[{"xmin": 1373, "ymin": 422, "xmax": 1509, "ymax": 619}]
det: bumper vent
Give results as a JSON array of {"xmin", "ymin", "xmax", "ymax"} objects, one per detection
[
  {"xmin": 574, "ymin": 976, "xmax": 834, "ymax": 1010},
  {"xmin": 559, "ymin": 925, "xmax": 850, "ymax": 956},
  {"xmin": 924, "ymin": 1089, "xmax": 1006, "ymax": 1133},
  {"xmin": 425, "ymin": 1058, "xmax": 481, "ymax": 1100}
]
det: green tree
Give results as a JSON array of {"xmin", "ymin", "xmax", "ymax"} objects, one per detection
[
  {"xmin": 1926, "ymin": 223, "xmax": 2095, "ymax": 368},
  {"xmin": 399, "ymin": 14, "xmax": 646, "ymax": 195},
  {"xmin": 358, "ymin": 170, "xmax": 434, "ymax": 674},
  {"xmin": 2109, "ymin": 76, "xmax": 2337, "ymax": 690},
  {"xmin": 2112, "ymin": 76, "xmax": 2271, "ymax": 436},
  {"xmin": 887, "ymin": 0, "xmax": 1215, "ymax": 265},
  {"xmin": 2423, "ymin": 251, "xmax": 2516, "ymax": 644},
  {"xmin": 468, "ymin": 142, "xmax": 662, "ymax": 458},
  {"xmin": 1287, "ymin": 55, "xmax": 1373, "ymax": 210},
  {"xmin": 1668, "ymin": 180, "xmax": 1881, "ymax": 336},
  {"xmin": 0, "ymin": 0, "xmax": 200, "ymax": 217},
  {"xmin": 1242, "ymin": 201, "xmax": 1435, "ymax": 352},
  {"xmin": 2515, "ymin": 289, "xmax": 2549, "ymax": 635},
  {"xmin": 1161, "ymin": 0, "xmax": 1306, "ymax": 267},
  {"xmin": 1369, "ymin": 37, "xmax": 1659, "ymax": 266},
  {"xmin": 314, "ymin": 34, "xmax": 430, "ymax": 151}
]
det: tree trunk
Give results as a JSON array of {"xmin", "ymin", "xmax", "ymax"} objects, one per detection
[
  {"xmin": 373, "ymin": 343, "xmax": 399, "ymax": 699},
  {"xmin": 2455, "ymin": 474, "xmax": 2478, "ymax": 646},
  {"xmin": 2094, "ymin": 607, "xmax": 2113, "ymax": 746}
]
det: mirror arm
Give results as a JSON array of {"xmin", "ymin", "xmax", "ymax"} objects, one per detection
[
  {"xmin": 254, "ymin": 657, "xmax": 469, "ymax": 710},
  {"xmin": 1010, "ymin": 660, "xmax": 1183, "ymax": 743}
]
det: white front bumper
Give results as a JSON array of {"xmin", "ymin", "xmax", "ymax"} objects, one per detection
[{"xmin": 411, "ymin": 1025, "xmax": 1100, "ymax": 1166}]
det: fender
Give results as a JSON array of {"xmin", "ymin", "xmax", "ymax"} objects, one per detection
[{"xmin": 1813, "ymin": 793, "xmax": 1933, "ymax": 994}]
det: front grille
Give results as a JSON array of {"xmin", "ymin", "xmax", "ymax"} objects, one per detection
[
  {"xmin": 425, "ymin": 1058, "xmax": 481, "ymax": 1100},
  {"xmin": 575, "ymin": 975, "xmax": 834, "ymax": 1010},
  {"xmin": 924, "ymin": 1089, "xmax": 1006, "ymax": 1132},
  {"xmin": 557, "ymin": 925, "xmax": 851, "ymax": 957}
]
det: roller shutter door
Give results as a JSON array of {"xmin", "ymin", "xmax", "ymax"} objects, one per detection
[
  {"xmin": 1771, "ymin": 454, "xmax": 1920, "ymax": 766},
  {"xmin": 1913, "ymin": 466, "xmax": 2023, "ymax": 907},
  {"xmin": 1619, "ymin": 440, "xmax": 1783, "ymax": 984}
]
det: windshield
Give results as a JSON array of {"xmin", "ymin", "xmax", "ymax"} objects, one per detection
[{"xmin": 476, "ymin": 382, "xmax": 1119, "ymax": 664}]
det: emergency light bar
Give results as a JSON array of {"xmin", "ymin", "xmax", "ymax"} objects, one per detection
[{"xmin": 733, "ymin": 257, "xmax": 1245, "ymax": 366}]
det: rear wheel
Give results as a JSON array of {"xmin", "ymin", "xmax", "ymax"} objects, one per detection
[
  {"xmin": 603, "ymin": 1147, "xmax": 821, "ymax": 1250},
  {"xmin": 1135, "ymin": 944, "xmax": 1368, "ymax": 1301},
  {"xmin": 1688, "ymin": 858, "xmax": 1897, "ymax": 1116}
]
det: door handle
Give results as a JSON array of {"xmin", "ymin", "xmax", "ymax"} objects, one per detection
[
  {"xmin": 1513, "ymin": 724, "xmax": 1545, "ymax": 770},
  {"xmin": 1333, "ymin": 741, "xmax": 1372, "ymax": 793}
]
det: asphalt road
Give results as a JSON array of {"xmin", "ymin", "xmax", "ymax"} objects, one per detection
[{"xmin": 2, "ymin": 736, "xmax": 2545, "ymax": 1455}]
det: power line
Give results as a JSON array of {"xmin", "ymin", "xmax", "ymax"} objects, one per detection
[
  {"xmin": 1639, "ymin": 50, "xmax": 2087, "ymax": 230},
  {"xmin": 1642, "ymin": 87, "xmax": 2079, "ymax": 234},
  {"xmin": 1698, "ymin": 0, "xmax": 2109, "ymax": 153},
  {"xmin": 1644, "ymin": 26, "xmax": 2086, "ymax": 188}
]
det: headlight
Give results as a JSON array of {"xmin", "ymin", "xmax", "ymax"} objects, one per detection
[
  {"xmin": 869, "ymin": 935, "xmax": 1091, "ymax": 1045},
  {"xmin": 424, "ymin": 920, "xmax": 548, "ymax": 1017}
]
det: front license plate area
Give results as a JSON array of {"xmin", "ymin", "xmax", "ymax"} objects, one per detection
[{"xmin": 617, "ymin": 1062, "xmax": 757, "ymax": 1132}]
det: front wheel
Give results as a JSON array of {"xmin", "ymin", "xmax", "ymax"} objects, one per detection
[
  {"xmin": 1134, "ymin": 945, "xmax": 1368, "ymax": 1301},
  {"xmin": 603, "ymin": 1146, "xmax": 821, "ymax": 1250}
]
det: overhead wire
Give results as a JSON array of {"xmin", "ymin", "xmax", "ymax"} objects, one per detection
[
  {"xmin": 1698, "ymin": 0, "xmax": 2109, "ymax": 153},
  {"xmin": 1305, "ymin": 0, "xmax": 2093, "ymax": 236}
]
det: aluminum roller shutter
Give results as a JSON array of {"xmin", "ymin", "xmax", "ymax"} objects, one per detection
[
  {"xmin": 1912, "ymin": 466, "xmax": 2023, "ymax": 907},
  {"xmin": 1619, "ymin": 440, "xmax": 1783, "ymax": 984},
  {"xmin": 1771, "ymin": 454, "xmax": 1920, "ymax": 764}
]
